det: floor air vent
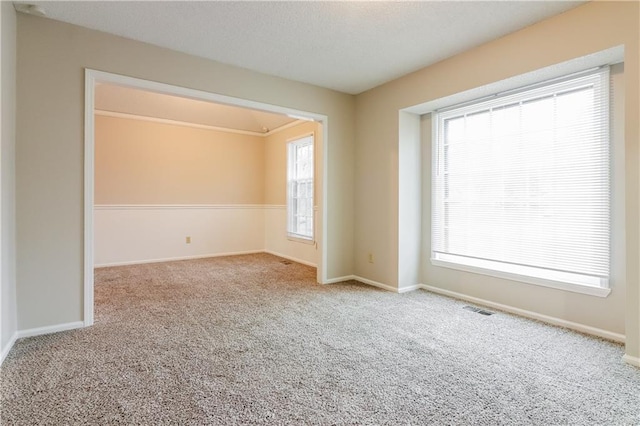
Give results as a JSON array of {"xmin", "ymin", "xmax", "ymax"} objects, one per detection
[
  {"xmin": 463, "ymin": 306, "xmax": 495, "ymax": 316},
  {"xmin": 280, "ymin": 260, "xmax": 292, "ymax": 265}
]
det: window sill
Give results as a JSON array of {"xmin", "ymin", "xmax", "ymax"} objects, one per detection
[
  {"xmin": 287, "ymin": 235, "xmax": 315, "ymax": 245},
  {"xmin": 431, "ymin": 258, "xmax": 611, "ymax": 298}
]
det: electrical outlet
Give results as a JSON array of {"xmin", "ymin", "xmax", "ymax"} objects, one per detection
[
  {"xmin": 368, "ymin": 253, "xmax": 374, "ymax": 263},
  {"xmin": 186, "ymin": 236, "xmax": 191, "ymax": 244}
]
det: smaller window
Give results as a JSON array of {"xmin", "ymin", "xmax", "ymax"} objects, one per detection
[{"xmin": 287, "ymin": 135, "xmax": 314, "ymax": 241}]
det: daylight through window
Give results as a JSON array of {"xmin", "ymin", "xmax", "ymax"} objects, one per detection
[
  {"xmin": 287, "ymin": 135, "xmax": 314, "ymax": 241},
  {"xmin": 432, "ymin": 67, "xmax": 610, "ymax": 290}
]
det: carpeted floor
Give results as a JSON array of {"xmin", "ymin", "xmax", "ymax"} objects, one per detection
[{"xmin": 1, "ymin": 253, "xmax": 639, "ymax": 425}]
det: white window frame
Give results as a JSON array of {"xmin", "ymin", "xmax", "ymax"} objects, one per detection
[
  {"xmin": 287, "ymin": 134, "xmax": 314, "ymax": 243},
  {"xmin": 431, "ymin": 67, "xmax": 611, "ymax": 297}
]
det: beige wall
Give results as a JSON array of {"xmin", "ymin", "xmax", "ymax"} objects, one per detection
[
  {"xmin": 16, "ymin": 15, "xmax": 355, "ymax": 330},
  {"xmin": 354, "ymin": 2, "xmax": 639, "ymax": 358},
  {"xmin": 96, "ymin": 116, "xmax": 322, "ymax": 206},
  {"xmin": 264, "ymin": 120, "xmax": 321, "ymax": 206},
  {"xmin": 95, "ymin": 115, "xmax": 265, "ymax": 205},
  {"xmin": 1, "ymin": 1, "xmax": 17, "ymax": 356}
]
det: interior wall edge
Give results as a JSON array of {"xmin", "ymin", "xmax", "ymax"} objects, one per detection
[
  {"xmin": 622, "ymin": 354, "xmax": 640, "ymax": 368},
  {"xmin": 15, "ymin": 321, "xmax": 84, "ymax": 339},
  {"xmin": 0, "ymin": 0, "xmax": 18, "ymax": 355},
  {"xmin": 0, "ymin": 332, "xmax": 17, "ymax": 366},
  {"xmin": 263, "ymin": 250, "xmax": 317, "ymax": 268}
]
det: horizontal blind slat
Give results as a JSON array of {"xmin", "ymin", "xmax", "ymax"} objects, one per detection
[{"xmin": 433, "ymin": 67, "xmax": 610, "ymax": 285}]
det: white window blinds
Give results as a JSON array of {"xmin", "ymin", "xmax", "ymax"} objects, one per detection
[
  {"xmin": 287, "ymin": 135, "xmax": 314, "ymax": 240},
  {"xmin": 432, "ymin": 67, "xmax": 610, "ymax": 289}
]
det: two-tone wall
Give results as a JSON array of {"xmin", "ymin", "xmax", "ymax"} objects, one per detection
[
  {"xmin": 94, "ymin": 115, "xmax": 319, "ymax": 267},
  {"xmin": 16, "ymin": 14, "xmax": 355, "ymax": 331}
]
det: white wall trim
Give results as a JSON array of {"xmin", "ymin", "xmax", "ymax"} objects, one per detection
[
  {"xmin": 398, "ymin": 284, "xmax": 423, "ymax": 293},
  {"xmin": 96, "ymin": 109, "xmax": 300, "ymax": 138},
  {"xmin": 421, "ymin": 284, "xmax": 625, "ymax": 343},
  {"xmin": 96, "ymin": 250, "xmax": 317, "ymax": 269},
  {"xmin": 96, "ymin": 109, "xmax": 306, "ymax": 138},
  {"xmin": 352, "ymin": 275, "xmax": 399, "ymax": 293},
  {"xmin": 0, "ymin": 332, "xmax": 17, "ymax": 366},
  {"xmin": 264, "ymin": 250, "xmax": 317, "ymax": 268},
  {"xmin": 16, "ymin": 321, "xmax": 84, "ymax": 339},
  {"xmin": 265, "ymin": 120, "xmax": 308, "ymax": 137},
  {"xmin": 84, "ymin": 69, "xmax": 95, "ymax": 327},
  {"xmin": 322, "ymin": 275, "xmax": 356, "ymax": 285},
  {"xmin": 95, "ymin": 250, "xmax": 264, "ymax": 268},
  {"xmin": 94, "ymin": 204, "xmax": 277, "ymax": 210},
  {"xmin": 622, "ymin": 354, "xmax": 640, "ymax": 368},
  {"xmin": 323, "ymin": 274, "xmax": 409, "ymax": 293},
  {"xmin": 430, "ymin": 258, "xmax": 611, "ymax": 298}
]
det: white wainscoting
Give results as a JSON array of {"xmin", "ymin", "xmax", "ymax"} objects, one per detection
[
  {"xmin": 95, "ymin": 204, "xmax": 318, "ymax": 267},
  {"xmin": 264, "ymin": 205, "xmax": 318, "ymax": 267},
  {"xmin": 94, "ymin": 205, "xmax": 266, "ymax": 267}
]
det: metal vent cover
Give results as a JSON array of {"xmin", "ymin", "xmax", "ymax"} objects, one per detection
[{"xmin": 463, "ymin": 305, "xmax": 495, "ymax": 316}]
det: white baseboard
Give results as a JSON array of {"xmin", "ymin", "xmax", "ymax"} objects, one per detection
[
  {"xmin": 343, "ymin": 279, "xmax": 626, "ymax": 343},
  {"xmin": 263, "ymin": 250, "xmax": 317, "ymax": 267},
  {"xmin": 421, "ymin": 284, "xmax": 625, "ymax": 343},
  {"xmin": 16, "ymin": 321, "xmax": 85, "ymax": 339},
  {"xmin": 94, "ymin": 204, "xmax": 271, "ymax": 210},
  {"xmin": 322, "ymin": 275, "xmax": 356, "ymax": 285},
  {"xmin": 0, "ymin": 332, "xmax": 18, "ymax": 366},
  {"xmin": 352, "ymin": 275, "xmax": 399, "ymax": 293},
  {"xmin": 623, "ymin": 354, "xmax": 640, "ymax": 368},
  {"xmin": 2, "ymin": 321, "xmax": 94, "ymax": 363},
  {"xmin": 95, "ymin": 250, "xmax": 264, "ymax": 268},
  {"xmin": 327, "ymin": 275, "xmax": 418, "ymax": 294},
  {"xmin": 398, "ymin": 284, "xmax": 422, "ymax": 293}
]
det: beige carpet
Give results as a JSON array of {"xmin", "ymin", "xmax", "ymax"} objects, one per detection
[{"xmin": 1, "ymin": 253, "xmax": 639, "ymax": 424}]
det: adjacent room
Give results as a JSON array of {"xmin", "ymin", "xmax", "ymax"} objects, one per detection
[
  {"xmin": 1, "ymin": 1, "xmax": 639, "ymax": 424},
  {"xmin": 92, "ymin": 82, "xmax": 321, "ymax": 270}
]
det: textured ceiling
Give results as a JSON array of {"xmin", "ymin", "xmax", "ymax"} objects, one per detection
[
  {"xmin": 95, "ymin": 83, "xmax": 299, "ymax": 135},
  {"xmin": 17, "ymin": 1, "xmax": 584, "ymax": 94}
]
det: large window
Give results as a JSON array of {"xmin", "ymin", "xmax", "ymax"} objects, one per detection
[
  {"xmin": 287, "ymin": 135, "xmax": 314, "ymax": 241},
  {"xmin": 432, "ymin": 67, "xmax": 610, "ymax": 292}
]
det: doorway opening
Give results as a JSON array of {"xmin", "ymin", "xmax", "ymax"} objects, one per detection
[{"xmin": 84, "ymin": 69, "xmax": 328, "ymax": 326}]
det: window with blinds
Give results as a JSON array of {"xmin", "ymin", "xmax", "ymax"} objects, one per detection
[
  {"xmin": 432, "ymin": 67, "xmax": 610, "ymax": 290},
  {"xmin": 287, "ymin": 135, "xmax": 314, "ymax": 241}
]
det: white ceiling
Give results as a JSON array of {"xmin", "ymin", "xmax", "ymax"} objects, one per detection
[
  {"xmin": 17, "ymin": 1, "xmax": 584, "ymax": 95},
  {"xmin": 95, "ymin": 83, "xmax": 300, "ymax": 135}
]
